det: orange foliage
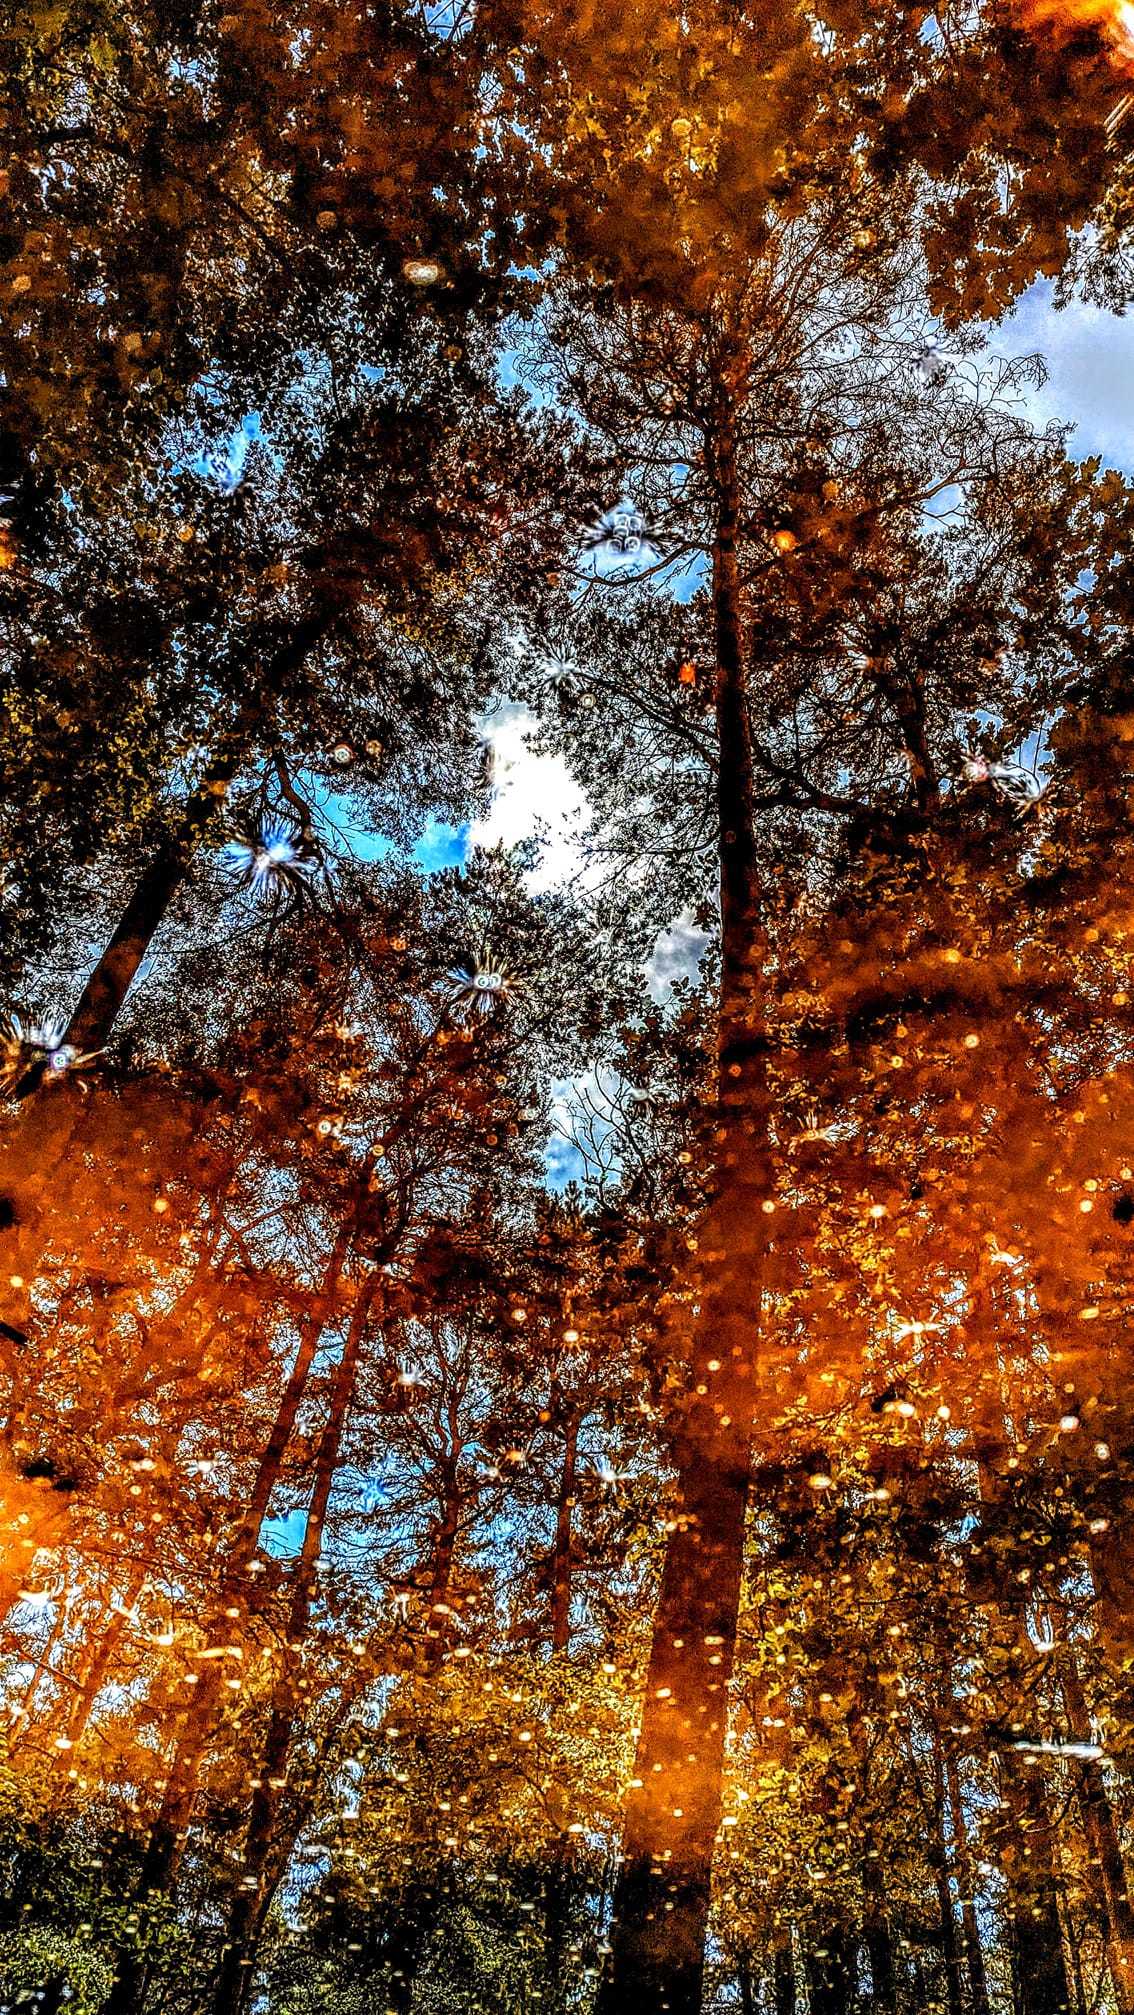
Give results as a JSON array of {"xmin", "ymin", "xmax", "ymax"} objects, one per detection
[{"xmin": 1015, "ymin": 0, "xmax": 1134, "ymax": 64}]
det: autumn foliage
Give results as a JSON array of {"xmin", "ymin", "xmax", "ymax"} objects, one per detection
[{"xmin": 3, "ymin": 0, "xmax": 1134, "ymax": 2012}]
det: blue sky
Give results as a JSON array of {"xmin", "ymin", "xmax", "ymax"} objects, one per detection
[
  {"xmin": 200, "ymin": 286, "xmax": 1130, "ymax": 1199},
  {"xmin": 1002, "ymin": 281, "xmax": 1134, "ymax": 471},
  {"xmin": 180, "ymin": 282, "xmax": 1134, "ymax": 1541},
  {"xmin": 424, "ymin": 284, "xmax": 1132, "ymax": 899},
  {"xmin": 413, "ymin": 818, "xmax": 471, "ymax": 871}
]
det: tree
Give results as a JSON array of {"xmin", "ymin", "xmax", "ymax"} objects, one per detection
[
  {"xmin": 6, "ymin": 3, "xmax": 1134, "ymax": 2011},
  {"xmin": 506, "ymin": 186, "xmax": 1131, "ymax": 1992},
  {"xmin": 520, "ymin": 313, "xmax": 1092, "ymax": 2015}
]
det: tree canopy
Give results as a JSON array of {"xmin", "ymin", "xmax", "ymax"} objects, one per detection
[{"xmin": 3, "ymin": 0, "xmax": 1134, "ymax": 2012}]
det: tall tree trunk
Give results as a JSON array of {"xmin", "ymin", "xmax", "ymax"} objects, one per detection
[
  {"xmin": 10, "ymin": 609, "xmax": 330, "ymax": 1081},
  {"xmin": 540, "ymin": 1406, "xmax": 584, "ymax": 1999},
  {"xmin": 424, "ymin": 1436, "xmax": 462, "ymax": 1664},
  {"xmin": 597, "ymin": 383, "xmax": 768, "ymax": 2015},
  {"xmin": 362, "ymin": 1463, "xmax": 472, "ymax": 2015},
  {"xmin": 806, "ymin": 1926, "xmax": 855, "ymax": 2015},
  {"xmin": 542, "ymin": 1838, "xmax": 581, "ymax": 2014},
  {"xmin": 967, "ymin": 1325, "xmax": 1071, "ymax": 2015},
  {"xmin": 998, "ymin": 1749, "xmax": 1072, "ymax": 2015},
  {"xmin": 863, "ymin": 1855, "xmax": 898, "ymax": 2015},
  {"xmin": 7, "ymin": 1597, "xmax": 65, "ymax": 1746},
  {"xmin": 771, "ymin": 1927, "xmax": 796, "ymax": 2015},
  {"xmin": 42, "ymin": 1592, "xmax": 142, "ymax": 1815},
  {"xmin": 1061, "ymin": 1658, "xmax": 1134, "ymax": 2015},
  {"xmin": 238, "ymin": 1217, "xmax": 362, "ymax": 1558},
  {"xmin": 208, "ymin": 1272, "xmax": 379, "ymax": 2015},
  {"xmin": 60, "ymin": 716, "xmax": 254, "ymax": 1062},
  {"xmin": 155, "ymin": 1208, "xmax": 353, "ymax": 1821},
  {"xmin": 66, "ymin": 615, "xmax": 330, "ymax": 1060},
  {"xmin": 1065, "ymin": 1910, "xmax": 1088, "ymax": 2015},
  {"xmin": 1090, "ymin": 1499, "xmax": 1134, "ymax": 1708},
  {"xmin": 381, "ymin": 1880, "xmax": 436, "ymax": 2013},
  {"xmin": 549, "ymin": 1409, "xmax": 579, "ymax": 1655},
  {"xmin": 932, "ymin": 1731, "xmax": 966, "ymax": 2015},
  {"xmin": 101, "ymin": 1213, "xmax": 360, "ymax": 2015},
  {"xmin": 946, "ymin": 1748, "xmax": 992, "ymax": 2015},
  {"xmin": 66, "ymin": 1607, "xmax": 132, "ymax": 1745}
]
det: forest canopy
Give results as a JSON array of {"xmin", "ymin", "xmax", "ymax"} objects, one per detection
[{"xmin": 2, "ymin": 0, "xmax": 1134, "ymax": 2011}]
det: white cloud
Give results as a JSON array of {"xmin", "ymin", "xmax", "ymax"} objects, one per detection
[
  {"xmin": 544, "ymin": 1075, "xmax": 588, "ymax": 1190},
  {"xmin": 645, "ymin": 907, "xmax": 711, "ymax": 1000},
  {"xmin": 470, "ymin": 701, "xmax": 591, "ymax": 891},
  {"xmin": 995, "ymin": 281, "xmax": 1134, "ymax": 470}
]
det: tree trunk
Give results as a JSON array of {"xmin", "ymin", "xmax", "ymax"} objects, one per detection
[
  {"xmin": 933, "ymin": 1851, "xmax": 966, "ymax": 2015},
  {"xmin": 11, "ymin": 609, "xmax": 330, "ymax": 1080},
  {"xmin": 423, "ymin": 1440, "xmax": 462, "ymax": 1665},
  {"xmin": 771, "ymin": 1928, "xmax": 796, "ymax": 2015},
  {"xmin": 1091, "ymin": 1507, "xmax": 1134, "ymax": 1702},
  {"xmin": 1061, "ymin": 1658, "xmax": 1134, "ymax": 2015},
  {"xmin": 542, "ymin": 1839, "xmax": 582, "ymax": 2013},
  {"xmin": 63, "ymin": 611, "xmax": 331, "ymax": 1062},
  {"xmin": 541, "ymin": 1406, "xmax": 587, "ymax": 2000},
  {"xmin": 154, "ymin": 1206, "xmax": 353, "ymax": 1820},
  {"xmin": 549, "ymin": 1409, "xmax": 579, "ymax": 1654},
  {"xmin": 382, "ymin": 1881, "xmax": 436, "ymax": 2013},
  {"xmin": 209, "ymin": 1272, "xmax": 379, "ymax": 2015},
  {"xmin": 932, "ymin": 1732, "xmax": 967, "ymax": 2015},
  {"xmin": 41, "ymin": 1596, "xmax": 141, "ymax": 1816},
  {"xmin": 239, "ymin": 1219, "xmax": 362, "ymax": 1557},
  {"xmin": 998, "ymin": 1750, "xmax": 1072, "ymax": 2015},
  {"xmin": 33, "ymin": 1976, "xmax": 68, "ymax": 2015},
  {"xmin": 1065, "ymin": 1911, "xmax": 1088, "ymax": 2015},
  {"xmin": 363, "ymin": 1455, "xmax": 472, "ymax": 2015},
  {"xmin": 967, "ymin": 1355, "xmax": 1071, "ymax": 2015},
  {"xmin": 596, "ymin": 387, "xmax": 768, "ymax": 2015},
  {"xmin": 60, "ymin": 719, "xmax": 253, "ymax": 1062},
  {"xmin": 863, "ymin": 1855, "xmax": 898, "ymax": 2015},
  {"xmin": 66, "ymin": 1607, "xmax": 132, "ymax": 1744},
  {"xmin": 101, "ymin": 1213, "xmax": 360, "ymax": 2015},
  {"xmin": 945, "ymin": 1749, "xmax": 992, "ymax": 2015},
  {"xmin": 806, "ymin": 1926, "xmax": 855, "ymax": 2015},
  {"xmin": 7, "ymin": 1592, "xmax": 65, "ymax": 1748}
]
